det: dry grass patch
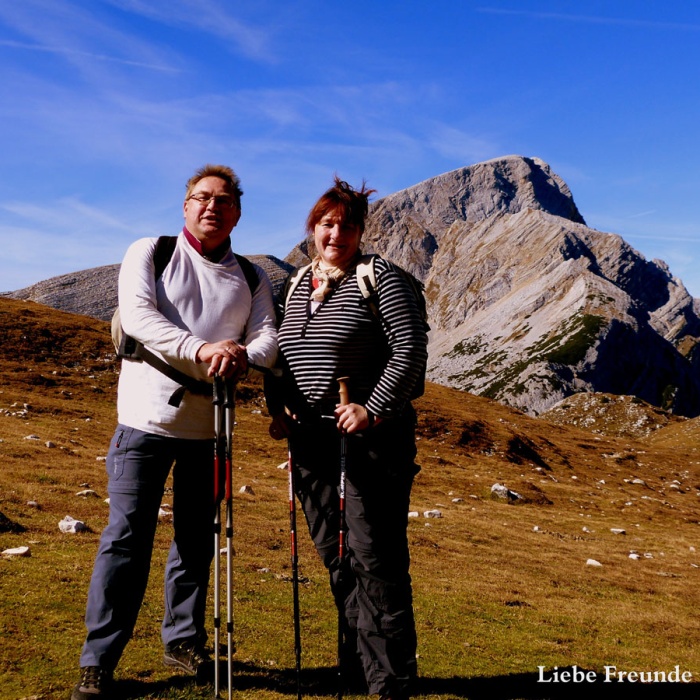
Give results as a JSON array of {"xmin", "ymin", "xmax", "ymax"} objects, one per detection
[{"xmin": 1, "ymin": 298, "xmax": 699, "ymax": 699}]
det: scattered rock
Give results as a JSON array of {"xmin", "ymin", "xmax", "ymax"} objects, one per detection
[
  {"xmin": 240, "ymin": 485, "xmax": 255, "ymax": 495},
  {"xmin": 2, "ymin": 546, "xmax": 31, "ymax": 558},
  {"xmin": 76, "ymin": 489, "xmax": 99, "ymax": 498},
  {"xmin": 24, "ymin": 434, "xmax": 41, "ymax": 441},
  {"xmin": 408, "ymin": 511, "xmax": 419, "ymax": 518},
  {"xmin": 610, "ymin": 528, "xmax": 626, "ymax": 535},
  {"xmin": 45, "ymin": 441, "xmax": 56, "ymax": 448},
  {"xmin": 424, "ymin": 509, "xmax": 443, "ymax": 518},
  {"xmin": 586, "ymin": 559, "xmax": 603, "ymax": 567},
  {"xmin": 490, "ymin": 483, "xmax": 524, "ymax": 503},
  {"xmin": 59, "ymin": 516, "xmax": 88, "ymax": 533}
]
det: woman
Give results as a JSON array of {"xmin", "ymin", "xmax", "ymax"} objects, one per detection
[{"xmin": 268, "ymin": 177, "xmax": 428, "ymax": 700}]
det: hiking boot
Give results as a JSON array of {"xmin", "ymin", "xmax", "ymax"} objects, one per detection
[
  {"xmin": 163, "ymin": 640, "xmax": 213, "ymax": 679},
  {"xmin": 71, "ymin": 666, "xmax": 113, "ymax": 699}
]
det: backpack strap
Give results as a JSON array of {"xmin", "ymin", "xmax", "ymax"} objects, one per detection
[
  {"xmin": 117, "ymin": 236, "xmax": 177, "ymax": 359},
  {"xmin": 153, "ymin": 235, "xmax": 178, "ymax": 280},
  {"xmin": 116, "ymin": 234, "xmax": 211, "ymax": 407},
  {"xmin": 356, "ymin": 254, "xmax": 381, "ymax": 318},
  {"xmin": 354, "ymin": 253, "xmax": 429, "ymax": 400},
  {"xmin": 131, "ymin": 345, "xmax": 213, "ymax": 406},
  {"xmin": 283, "ymin": 263, "xmax": 313, "ymax": 311},
  {"xmin": 234, "ymin": 253, "xmax": 261, "ymax": 295}
]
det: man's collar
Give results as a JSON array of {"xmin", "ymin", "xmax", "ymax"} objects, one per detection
[{"xmin": 183, "ymin": 227, "xmax": 231, "ymax": 262}]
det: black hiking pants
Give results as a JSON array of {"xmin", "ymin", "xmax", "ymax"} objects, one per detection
[{"xmin": 290, "ymin": 407, "xmax": 419, "ymax": 697}]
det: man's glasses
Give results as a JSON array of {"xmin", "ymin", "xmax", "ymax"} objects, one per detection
[{"xmin": 188, "ymin": 193, "xmax": 237, "ymax": 209}]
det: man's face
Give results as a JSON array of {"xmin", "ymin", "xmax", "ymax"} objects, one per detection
[{"xmin": 183, "ymin": 176, "xmax": 241, "ymax": 252}]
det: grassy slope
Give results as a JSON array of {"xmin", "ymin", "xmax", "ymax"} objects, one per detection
[{"xmin": 0, "ymin": 297, "xmax": 698, "ymax": 699}]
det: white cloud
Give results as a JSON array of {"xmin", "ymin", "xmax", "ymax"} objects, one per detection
[
  {"xmin": 0, "ymin": 1, "xmax": 184, "ymax": 80},
  {"xmin": 476, "ymin": 7, "xmax": 700, "ymax": 32},
  {"xmin": 0, "ymin": 38, "xmax": 179, "ymax": 72},
  {"xmin": 103, "ymin": 0, "xmax": 278, "ymax": 62},
  {"xmin": 427, "ymin": 124, "xmax": 500, "ymax": 165}
]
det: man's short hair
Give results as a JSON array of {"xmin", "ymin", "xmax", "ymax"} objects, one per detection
[{"xmin": 185, "ymin": 164, "xmax": 243, "ymax": 206}]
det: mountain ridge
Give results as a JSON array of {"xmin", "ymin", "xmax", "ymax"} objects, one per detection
[{"xmin": 4, "ymin": 155, "xmax": 699, "ymax": 417}]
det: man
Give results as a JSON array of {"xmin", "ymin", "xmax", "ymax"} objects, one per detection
[{"xmin": 71, "ymin": 164, "xmax": 278, "ymax": 699}]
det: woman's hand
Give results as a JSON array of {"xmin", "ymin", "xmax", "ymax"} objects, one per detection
[
  {"xmin": 197, "ymin": 340, "xmax": 248, "ymax": 379},
  {"xmin": 268, "ymin": 412, "xmax": 296, "ymax": 441},
  {"xmin": 334, "ymin": 403, "xmax": 370, "ymax": 434}
]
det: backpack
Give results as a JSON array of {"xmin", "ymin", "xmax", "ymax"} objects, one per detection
[
  {"xmin": 283, "ymin": 253, "xmax": 429, "ymax": 399},
  {"xmin": 111, "ymin": 235, "xmax": 260, "ymax": 407}
]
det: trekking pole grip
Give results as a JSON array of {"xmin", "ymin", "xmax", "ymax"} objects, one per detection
[
  {"xmin": 224, "ymin": 376, "xmax": 236, "ymax": 409},
  {"xmin": 337, "ymin": 376, "xmax": 349, "ymax": 407},
  {"xmin": 213, "ymin": 373, "xmax": 224, "ymax": 405}
]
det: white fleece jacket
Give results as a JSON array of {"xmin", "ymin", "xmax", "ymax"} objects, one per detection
[{"xmin": 117, "ymin": 233, "xmax": 278, "ymax": 439}]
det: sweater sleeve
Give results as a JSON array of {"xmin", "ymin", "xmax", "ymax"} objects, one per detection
[
  {"xmin": 364, "ymin": 263, "xmax": 428, "ymax": 417},
  {"xmin": 118, "ymin": 237, "xmax": 199, "ymax": 361},
  {"xmin": 241, "ymin": 264, "xmax": 278, "ymax": 371}
]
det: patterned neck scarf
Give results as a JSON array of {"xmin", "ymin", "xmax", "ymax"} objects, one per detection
[{"xmin": 310, "ymin": 254, "xmax": 360, "ymax": 301}]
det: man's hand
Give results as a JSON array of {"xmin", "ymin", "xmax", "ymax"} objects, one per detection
[{"xmin": 197, "ymin": 340, "xmax": 248, "ymax": 380}]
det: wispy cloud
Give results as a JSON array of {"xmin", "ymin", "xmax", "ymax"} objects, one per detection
[
  {"xmin": 103, "ymin": 0, "xmax": 278, "ymax": 62},
  {"xmin": 627, "ymin": 210, "xmax": 657, "ymax": 219},
  {"xmin": 0, "ymin": 0, "xmax": 184, "ymax": 81},
  {"xmin": 477, "ymin": 7, "xmax": 700, "ymax": 32},
  {"xmin": 1, "ymin": 198, "xmax": 134, "ymax": 233},
  {"xmin": 0, "ymin": 196, "xmax": 166, "ymax": 291},
  {"xmin": 0, "ymin": 38, "xmax": 179, "ymax": 72},
  {"xmin": 427, "ymin": 124, "xmax": 500, "ymax": 166}
]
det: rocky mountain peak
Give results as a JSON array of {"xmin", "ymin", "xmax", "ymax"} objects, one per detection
[
  {"xmin": 5, "ymin": 155, "xmax": 699, "ymax": 417},
  {"xmin": 286, "ymin": 155, "xmax": 700, "ymax": 417}
]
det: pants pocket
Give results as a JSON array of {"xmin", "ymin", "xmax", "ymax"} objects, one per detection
[{"xmin": 107, "ymin": 425, "xmax": 134, "ymax": 480}]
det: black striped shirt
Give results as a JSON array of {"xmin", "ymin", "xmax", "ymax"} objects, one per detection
[{"xmin": 278, "ymin": 257, "xmax": 428, "ymax": 418}]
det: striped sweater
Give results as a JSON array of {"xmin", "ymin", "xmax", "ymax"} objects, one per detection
[{"xmin": 278, "ymin": 257, "xmax": 428, "ymax": 418}]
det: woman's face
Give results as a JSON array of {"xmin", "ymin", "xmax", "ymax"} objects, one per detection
[{"xmin": 313, "ymin": 209, "xmax": 362, "ymax": 270}]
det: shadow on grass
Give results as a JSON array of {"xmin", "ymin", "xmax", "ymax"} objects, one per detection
[{"xmin": 115, "ymin": 662, "xmax": 699, "ymax": 699}]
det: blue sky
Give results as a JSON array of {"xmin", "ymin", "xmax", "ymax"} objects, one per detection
[{"xmin": 1, "ymin": 1, "xmax": 699, "ymax": 296}]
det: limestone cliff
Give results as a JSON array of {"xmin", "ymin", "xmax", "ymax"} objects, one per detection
[{"xmin": 287, "ymin": 155, "xmax": 700, "ymax": 416}]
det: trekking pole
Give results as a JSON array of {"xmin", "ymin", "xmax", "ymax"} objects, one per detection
[
  {"xmin": 224, "ymin": 377, "xmax": 236, "ymax": 700},
  {"xmin": 212, "ymin": 375, "xmax": 225, "ymax": 697},
  {"xmin": 336, "ymin": 377, "xmax": 350, "ymax": 700},
  {"xmin": 288, "ymin": 439, "xmax": 303, "ymax": 700}
]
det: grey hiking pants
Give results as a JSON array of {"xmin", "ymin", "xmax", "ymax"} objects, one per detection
[
  {"xmin": 79, "ymin": 425, "xmax": 215, "ymax": 671},
  {"xmin": 290, "ymin": 409, "xmax": 419, "ymax": 697}
]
